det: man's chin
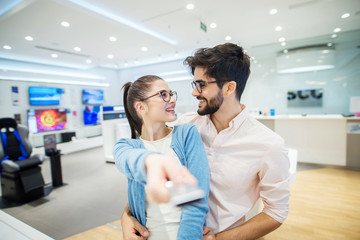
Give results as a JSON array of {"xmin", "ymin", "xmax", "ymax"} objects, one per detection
[{"xmin": 197, "ymin": 108, "xmax": 207, "ymax": 116}]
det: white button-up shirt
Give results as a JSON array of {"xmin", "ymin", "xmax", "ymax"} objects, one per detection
[{"xmin": 177, "ymin": 108, "xmax": 290, "ymax": 233}]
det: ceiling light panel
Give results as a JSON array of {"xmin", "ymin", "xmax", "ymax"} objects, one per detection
[
  {"xmin": 25, "ymin": 36, "xmax": 34, "ymax": 41},
  {"xmin": 61, "ymin": 21, "xmax": 70, "ymax": 27}
]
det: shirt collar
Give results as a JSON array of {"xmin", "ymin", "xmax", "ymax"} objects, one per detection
[
  {"xmin": 205, "ymin": 104, "xmax": 248, "ymax": 130},
  {"xmin": 230, "ymin": 105, "xmax": 248, "ymax": 129}
]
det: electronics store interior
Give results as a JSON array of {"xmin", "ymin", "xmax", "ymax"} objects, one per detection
[{"xmin": 0, "ymin": 0, "xmax": 359, "ymax": 239}]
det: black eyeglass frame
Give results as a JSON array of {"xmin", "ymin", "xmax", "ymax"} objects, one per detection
[
  {"xmin": 191, "ymin": 80, "xmax": 217, "ymax": 93},
  {"xmin": 142, "ymin": 90, "xmax": 177, "ymax": 102}
]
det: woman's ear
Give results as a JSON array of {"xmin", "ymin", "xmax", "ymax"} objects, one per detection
[
  {"xmin": 135, "ymin": 101, "xmax": 147, "ymax": 114},
  {"xmin": 223, "ymin": 81, "xmax": 237, "ymax": 96}
]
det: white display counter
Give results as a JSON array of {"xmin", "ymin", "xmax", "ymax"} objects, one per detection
[
  {"xmin": 256, "ymin": 115, "xmax": 360, "ymax": 168},
  {"xmin": 31, "ymin": 125, "xmax": 103, "ymax": 155},
  {"xmin": 102, "ymin": 118, "xmax": 131, "ymax": 163},
  {"xmin": 0, "ymin": 210, "xmax": 54, "ymax": 240},
  {"xmin": 32, "ymin": 136, "xmax": 103, "ymax": 155}
]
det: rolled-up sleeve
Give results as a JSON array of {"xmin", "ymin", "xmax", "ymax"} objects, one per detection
[{"xmin": 259, "ymin": 139, "xmax": 290, "ymax": 223}]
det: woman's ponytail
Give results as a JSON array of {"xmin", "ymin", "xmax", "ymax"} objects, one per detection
[
  {"xmin": 121, "ymin": 75, "xmax": 163, "ymax": 139},
  {"xmin": 122, "ymin": 82, "xmax": 141, "ymax": 139}
]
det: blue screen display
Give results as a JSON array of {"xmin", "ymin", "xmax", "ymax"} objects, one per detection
[
  {"xmin": 82, "ymin": 89, "xmax": 104, "ymax": 105},
  {"xmin": 83, "ymin": 105, "xmax": 101, "ymax": 125},
  {"xmin": 29, "ymin": 87, "xmax": 62, "ymax": 105}
]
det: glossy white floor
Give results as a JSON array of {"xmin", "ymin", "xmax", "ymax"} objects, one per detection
[
  {"xmin": 0, "ymin": 147, "xmax": 128, "ymax": 239},
  {"xmin": 0, "ymin": 146, "xmax": 322, "ymax": 239}
]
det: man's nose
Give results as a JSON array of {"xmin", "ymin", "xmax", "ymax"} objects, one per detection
[{"xmin": 192, "ymin": 87, "xmax": 199, "ymax": 97}]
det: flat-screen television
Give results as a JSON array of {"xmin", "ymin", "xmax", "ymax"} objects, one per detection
[
  {"xmin": 83, "ymin": 105, "xmax": 101, "ymax": 125},
  {"xmin": 27, "ymin": 108, "xmax": 67, "ymax": 133},
  {"xmin": 29, "ymin": 86, "xmax": 62, "ymax": 106},
  {"xmin": 82, "ymin": 89, "xmax": 104, "ymax": 105}
]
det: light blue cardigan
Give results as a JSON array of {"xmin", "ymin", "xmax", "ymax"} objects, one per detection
[{"xmin": 113, "ymin": 123, "xmax": 209, "ymax": 240}]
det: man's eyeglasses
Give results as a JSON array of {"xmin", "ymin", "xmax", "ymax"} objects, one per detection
[
  {"xmin": 142, "ymin": 90, "xmax": 177, "ymax": 102},
  {"xmin": 191, "ymin": 80, "xmax": 217, "ymax": 93}
]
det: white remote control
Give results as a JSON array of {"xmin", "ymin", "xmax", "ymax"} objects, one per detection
[{"xmin": 165, "ymin": 181, "xmax": 205, "ymax": 206}]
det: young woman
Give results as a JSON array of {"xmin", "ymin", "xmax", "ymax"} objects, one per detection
[{"xmin": 113, "ymin": 75, "xmax": 209, "ymax": 240}]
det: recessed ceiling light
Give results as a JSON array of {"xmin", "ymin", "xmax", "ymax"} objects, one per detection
[
  {"xmin": 322, "ymin": 50, "xmax": 330, "ymax": 54},
  {"xmin": 141, "ymin": 46, "xmax": 148, "ymax": 52},
  {"xmin": 281, "ymin": 42, "xmax": 286, "ymax": 46},
  {"xmin": 25, "ymin": 36, "xmax": 33, "ymax": 41},
  {"xmin": 135, "ymin": 60, "xmax": 139, "ymax": 65},
  {"xmin": 3, "ymin": 45, "xmax": 12, "ymax": 50},
  {"xmin": 225, "ymin": 36, "xmax": 232, "ymax": 41},
  {"xmin": 186, "ymin": 3, "xmax": 194, "ymax": 10},
  {"xmin": 283, "ymin": 49, "xmax": 288, "ymax": 53},
  {"xmin": 331, "ymin": 34, "xmax": 337, "ymax": 38},
  {"xmin": 85, "ymin": 59, "xmax": 92, "ymax": 64},
  {"xmin": 74, "ymin": 47, "xmax": 81, "ymax": 52},
  {"xmin": 51, "ymin": 53, "xmax": 58, "ymax": 58},
  {"xmin": 210, "ymin": 23, "xmax": 217, "ymax": 28},
  {"xmin": 109, "ymin": 36, "xmax": 117, "ymax": 42},
  {"xmin": 333, "ymin": 28, "xmax": 341, "ymax": 33},
  {"xmin": 107, "ymin": 54, "xmax": 114, "ymax": 59},
  {"xmin": 278, "ymin": 37, "xmax": 286, "ymax": 42},
  {"xmin": 157, "ymin": 55, "xmax": 162, "ymax": 60},
  {"xmin": 341, "ymin": 13, "xmax": 350, "ymax": 19},
  {"xmin": 61, "ymin": 21, "xmax": 70, "ymax": 27},
  {"xmin": 269, "ymin": 9, "xmax": 278, "ymax": 15},
  {"xmin": 124, "ymin": 62, "xmax": 128, "ymax": 66},
  {"xmin": 275, "ymin": 26, "xmax": 282, "ymax": 31},
  {"xmin": 327, "ymin": 43, "xmax": 333, "ymax": 47},
  {"xmin": 175, "ymin": 51, "xmax": 179, "ymax": 57}
]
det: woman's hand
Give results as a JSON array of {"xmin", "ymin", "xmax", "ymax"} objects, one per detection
[{"xmin": 145, "ymin": 154, "xmax": 198, "ymax": 203}]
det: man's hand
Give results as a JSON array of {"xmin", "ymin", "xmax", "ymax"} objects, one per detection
[
  {"xmin": 203, "ymin": 226, "xmax": 216, "ymax": 240},
  {"xmin": 121, "ymin": 205, "xmax": 150, "ymax": 240},
  {"xmin": 145, "ymin": 154, "xmax": 198, "ymax": 203}
]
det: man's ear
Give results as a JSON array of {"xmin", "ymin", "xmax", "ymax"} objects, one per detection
[{"xmin": 223, "ymin": 81, "xmax": 237, "ymax": 96}]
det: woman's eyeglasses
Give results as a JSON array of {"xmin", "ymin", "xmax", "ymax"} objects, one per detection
[
  {"xmin": 191, "ymin": 80, "xmax": 217, "ymax": 93},
  {"xmin": 143, "ymin": 90, "xmax": 177, "ymax": 102}
]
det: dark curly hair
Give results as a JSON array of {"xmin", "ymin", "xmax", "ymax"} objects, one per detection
[{"xmin": 184, "ymin": 43, "xmax": 250, "ymax": 101}]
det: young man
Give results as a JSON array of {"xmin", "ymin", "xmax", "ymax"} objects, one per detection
[{"xmin": 116, "ymin": 43, "xmax": 290, "ymax": 240}]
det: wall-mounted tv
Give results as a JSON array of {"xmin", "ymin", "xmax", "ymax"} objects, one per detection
[
  {"xmin": 83, "ymin": 105, "xmax": 101, "ymax": 125},
  {"xmin": 29, "ymin": 87, "xmax": 62, "ymax": 106},
  {"xmin": 27, "ymin": 108, "xmax": 67, "ymax": 133},
  {"xmin": 82, "ymin": 89, "xmax": 104, "ymax": 105}
]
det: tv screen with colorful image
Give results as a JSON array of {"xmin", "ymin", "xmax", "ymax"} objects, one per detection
[
  {"xmin": 27, "ymin": 108, "xmax": 67, "ymax": 133},
  {"xmin": 29, "ymin": 86, "xmax": 62, "ymax": 106},
  {"xmin": 82, "ymin": 89, "xmax": 104, "ymax": 105},
  {"xmin": 83, "ymin": 105, "xmax": 101, "ymax": 125}
]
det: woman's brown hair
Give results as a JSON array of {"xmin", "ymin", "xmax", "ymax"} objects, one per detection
[{"xmin": 122, "ymin": 75, "xmax": 163, "ymax": 138}]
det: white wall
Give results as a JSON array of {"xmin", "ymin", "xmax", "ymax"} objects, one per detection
[
  {"xmin": 0, "ymin": 59, "xmax": 122, "ymax": 131},
  {"xmin": 118, "ymin": 59, "xmax": 198, "ymax": 115},
  {"xmin": 1, "ymin": 38, "xmax": 359, "ymax": 136},
  {"xmin": 114, "ymin": 44, "xmax": 360, "ymax": 116}
]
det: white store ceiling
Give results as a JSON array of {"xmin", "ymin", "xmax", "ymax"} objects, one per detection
[{"xmin": 0, "ymin": 0, "xmax": 359, "ymax": 71}]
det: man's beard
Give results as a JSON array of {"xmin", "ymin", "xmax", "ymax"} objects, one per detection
[{"xmin": 197, "ymin": 90, "xmax": 224, "ymax": 116}]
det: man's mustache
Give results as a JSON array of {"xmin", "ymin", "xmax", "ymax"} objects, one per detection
[{"xmin": 197, "ymin": 97, "xmax": 207, "ymax": 101}]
